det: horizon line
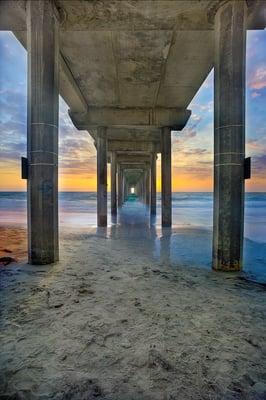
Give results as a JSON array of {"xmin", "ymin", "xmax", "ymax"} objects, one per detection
[{"xmin": 1, "ymin": 190, "xmax": 266, "ymax": 194}]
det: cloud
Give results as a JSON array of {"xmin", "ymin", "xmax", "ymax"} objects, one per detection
[
  {"xmin": 55, "ymin": 97, "xmax": 97, "ymax": 179},
  {"xmin": 0, "ymin": 68, "xmax": 27, "ymax": 164},
  {"xmin": 182, "ymin": 148, "xmax": 208, "ymax": 156},
  {"xmin": 1, "ymin": 31, "xmax": 266, "ymax": 191},
  {"xmin": 252, "ymin": 155, "xmax": 266, "ymax": 176},
  {"xmin": 190, "ymin": 101, "xmax": 213, "ymax": 114},
  {"xmin": 248, "ymin": 65, "xmax": 266, "ymax": 90},
  {"xmin": 251, "ymin": 91, "xmax": 261, "ymax": 98},
  {"xmin": 172, "ymin": 115, "xmax": 203, "ymax": 145},
  {"xmin": 247, "ymin": 137, "xmax": 266, "ymax": 156}
]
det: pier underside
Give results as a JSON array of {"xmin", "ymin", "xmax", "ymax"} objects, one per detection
[{"xmin": 0, "ymin": 0, "xmax": 265, "ymax": 269}]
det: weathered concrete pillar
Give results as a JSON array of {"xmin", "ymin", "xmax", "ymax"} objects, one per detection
[
  {"xmin": 118, "ymin": 164, "xmax": 123, "ymax": 208},
  {"xmin": 27, "ymin": 0, "xmax": 59, "ymax": 264},
  {"xmin": 124, "ymin": 175, "xmax": 128, "ymax": 201},
  {"xmin": 97, "ymin": 126, "xmax": 107, "ymax": 227},
  {"xmin": 213, "ymin": 0, "xmax": 246, "ymax": 271},
  {"xmin": 122, "ymin": 171, "xmax": 125, "ymax": 203},
  {"xmin": 136, "ymin": 180, "xmax": 141, "ymax": 200},
  {"xmin": 137, "ymin": 181, "xmax": 141, "ymax": 199},
  {"xmin": 142, "ymin": 172, "xmax": 145, "ymax": 203},
  {"xmin": 135, "ymin": 181, "xmax": 139, "ymax": 198},
  {"xmin": 161, "ymin": 127, "xmax": 172, "ymax": 227},
  {"xmin": 142, "ymin": 171, "xmax": 146, "ymax": 204},
  {"xmin": 151, "ymin": 153, "xmax": 157, "ymax": 215},
  {"xmin": 111, "ymin": 152, "xmax": 117, "ymax": 215},
  {"xmin": 145, "ymin": 165, "xmax": 150, "ymax": 207}
]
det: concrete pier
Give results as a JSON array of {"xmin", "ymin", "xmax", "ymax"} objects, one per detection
[
  {"xmin": 145, "ymin": 166, "xmax": 150, "ymax": 207},
  {"xmin": 97, "ymin": 127, "xmax": 107, "ymax": 227},
  {"xmin": 212, "ymin": 0, "xmax": 247, "ymax": 271},
  {"xmin": 118, "ymin": 165, "xmax": 123, "ymax": 208},
  {"xmin": 111, "ymin": 152, "xmax": 117, "ymax": 215},
  {"xmin": 151, "ymin": 153, "xmax": 157, "ymax": 215},
  {"xmin": 2, "ymin": 0, "xmax": 264, "ymax": 265},
  {"xmin": 26, "ymin": 0, "xmax": 59, "ymax": 264},
  {"xmin": 161, "ymin": 127, "xmax": 172, "ymax": 227}
]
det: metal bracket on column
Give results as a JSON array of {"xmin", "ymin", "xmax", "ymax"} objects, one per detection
[
  {"xmin": 21, "ymin": 157, "xmax": 28, "ymax": 179},
  {"xmin": 244, "ymin": 157, "xmax": 251, "ymax": 179}
]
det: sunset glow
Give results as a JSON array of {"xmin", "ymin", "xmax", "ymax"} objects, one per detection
[{"xmin": 0, "ymin": 31, "xmax": 265, "ymax": 192}]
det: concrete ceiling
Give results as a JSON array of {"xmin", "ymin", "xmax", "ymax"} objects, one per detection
[{"xmin": 57, "ymin": 0, "xmax": 216, "ymax": 111}]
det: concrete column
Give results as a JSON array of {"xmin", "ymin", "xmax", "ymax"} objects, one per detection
[
  {"xmin": 136, "ymin": 180, "xmax": 141, "ymax": 200},
  {"xmin": 138, "ymin": 181, "xmax": 141, "ymax": 199},
  {"xmin": 27, "ymin": 0, "xmax": 59, "ymax": 264},
  {"xmin": 161, "ymin": 127, "xmax": 172, "ymax": 227},
  {"xmin": 124, "ymin": 174, "xmax": 128, "ymax": 201},
  {"xmin": 125, "ymin": 176, "xmax": 128, "ymax": 202},
  {"xmin": 141, "ymin": 173, "xmax": 145, "ymax": 203},
  {"xmin": 125, "ymin": 178, "xmax": 129, "ymax": 200},
  {"xmin": 145, "ymin": 166, "xmax": 150, "ymax": 207},
  {"xmin": 122, "ymin": 171, "xmax": 125, "ymax": 203},
  {"xmin": 137, "ymin": 181, "xmax": 141, "ymax": 198},
  {"xmin": 97, "ymin": 126, "xmax": 107, "ymax": 227},
  {"xmin": 213, "ymin": 0, "xmax": 246, "ymax": 271},
  {"xmin": 135, "ymin": 181, "xmax": 139, "ymax": 198},
  {"xmin": 151, "ymin": 153, "xmax": 157, "ymax": 215},
  {"xmin": 118, "ymin": 164, "xmax": 123, "ymax": 207},
  {"xmin": 142, "ymin": 171, "xmax": 146, "ymax": 204},
  {"xmin": 111, "ymin": 152, "xmax": 117, "ymax": 215}
]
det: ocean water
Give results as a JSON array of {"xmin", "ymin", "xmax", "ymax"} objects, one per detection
[
  {"xmin": 0, "ymin": 192, "xmax": 265, "ymax": 241},
  {"xmin": 0, "ymin": 192, "xmax": 265, "ymax": 282}
]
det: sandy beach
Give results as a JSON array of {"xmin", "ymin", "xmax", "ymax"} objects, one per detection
[
  {"xmin": 0, "ymin": 203, "xmax": 266, "ymax": 399},
  {"xmin": 0, "ymin": 226, "xmax": 27, "ymax": 265}
]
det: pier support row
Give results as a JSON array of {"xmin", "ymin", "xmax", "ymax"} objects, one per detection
[
  {"xmin": 109, "ymin": 156, "xmax": 157, "ymax": 217},
  {"xmin": 26, "ymin": 0, "xmax": 246, "ymax": 271}
]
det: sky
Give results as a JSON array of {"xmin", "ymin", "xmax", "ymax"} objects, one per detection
[{"xmin": 0, "ymin": 30, "xmax": 266, "ymax": 192}]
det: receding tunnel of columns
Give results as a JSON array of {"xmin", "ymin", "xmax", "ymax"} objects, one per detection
[
  {"xmin": 99, "ymin": 128, "xmax": 171, "ymax": 227},
  {"xmin": 5, "ymin": 0, "xmax": 264, "ymax": 270}
]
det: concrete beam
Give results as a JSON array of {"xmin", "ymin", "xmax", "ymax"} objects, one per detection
[
  {"xmin": 106, "ymin": 128, "xmax": 161, "ymax": 142},
  {"xmin": 246, "ymin": 0, "xmax": 266, "ymax": 29},
  {"xmin": 1, "ymin": 0, "xmax": 264, "ymax": 32},
  {"xmin": 108, "ymin": 140, "xmax": 160, "ymax": 153},
  {"xmin": 119, "ymin": 163, "xmax": 149, "ymax": 170},
  {"xmin": 69, "ymin": 107, "xmax": 191, "ymax": 130},
  {"xmin": 116, "ymin": 154, "xmax": 152, "ymax": 163},
  {"xmin": 0, "ymin": 0, "xmax": 26, "ymax": 31}
]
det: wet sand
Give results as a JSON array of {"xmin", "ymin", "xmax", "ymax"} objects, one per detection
[
  {"xmin": 0, "ymin": 225, "xmax": 27, "ymax": 264},
  {"xmin": 0, "ymin": 203, "xmax": 266, "ymax": 399}
]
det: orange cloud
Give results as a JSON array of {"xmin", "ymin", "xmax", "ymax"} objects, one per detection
[{"xmin": 249, "ymin": 66, "xmax": 266, "ymax": 90}]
